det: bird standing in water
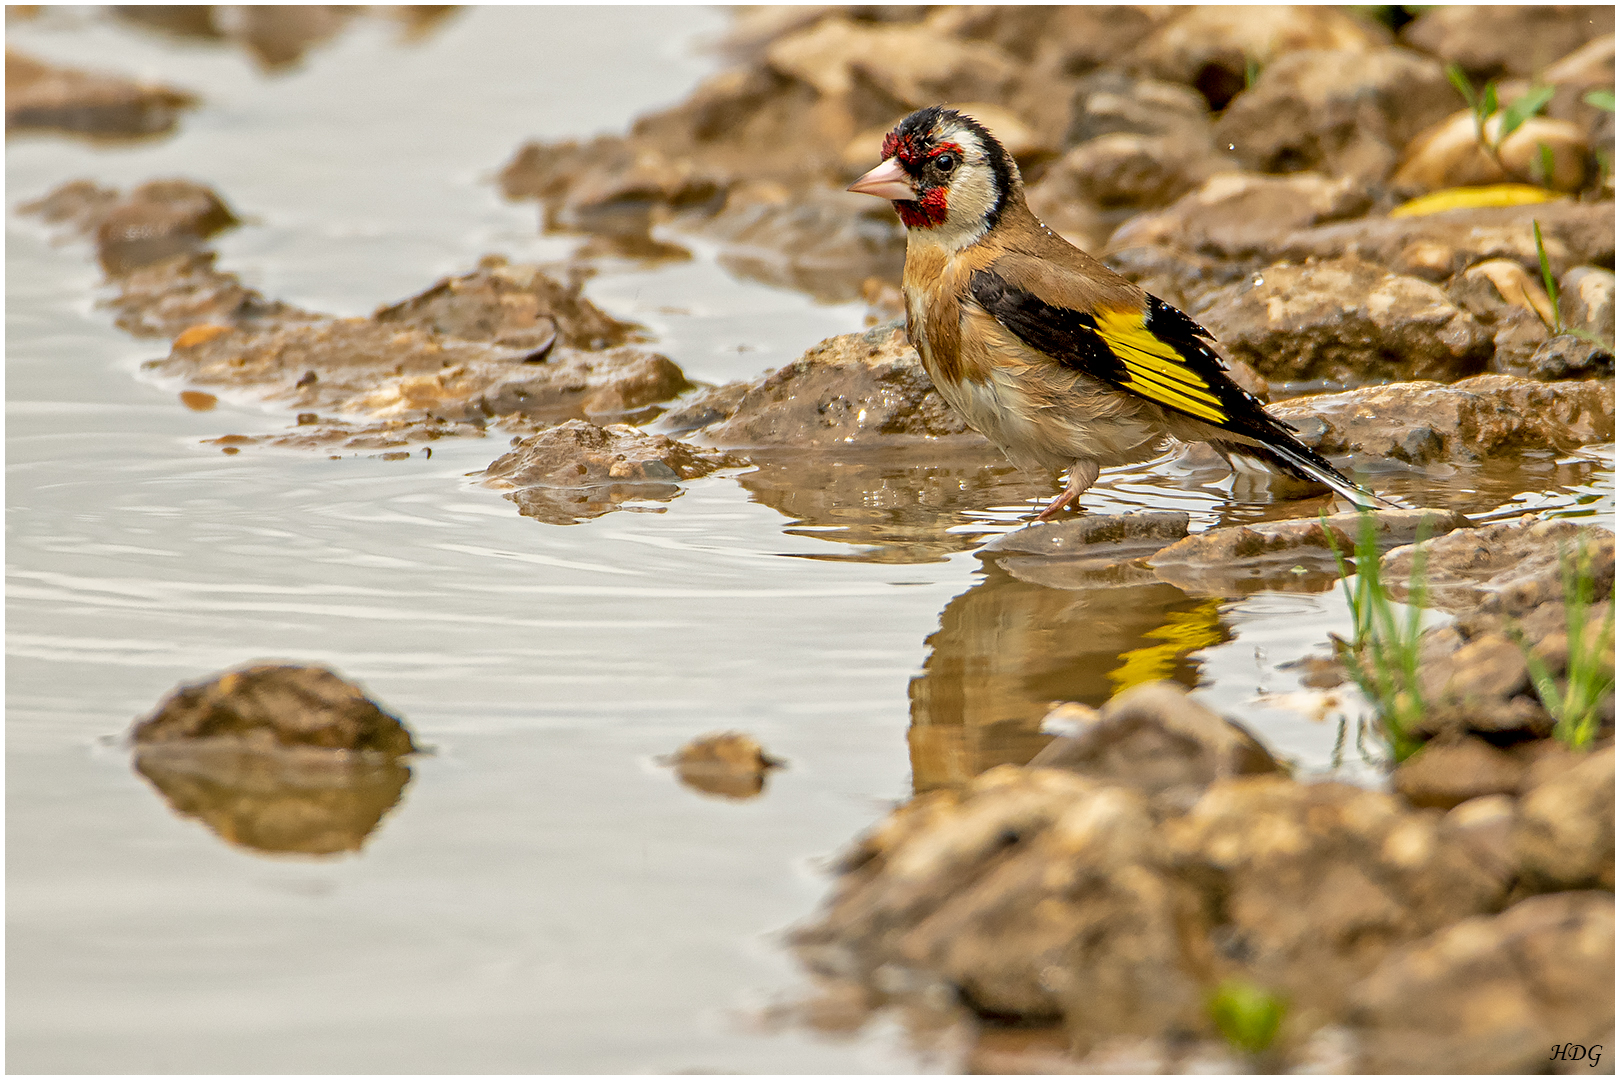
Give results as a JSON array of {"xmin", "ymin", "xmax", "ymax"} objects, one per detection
[{"xmin": 847, "ymin": 105, "xmax": 1378, "ymax": 518}]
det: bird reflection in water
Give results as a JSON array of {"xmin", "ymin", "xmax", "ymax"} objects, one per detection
[{"xmin": 907, "ymin": 565, "xmax": 1229, "ymax": 793}]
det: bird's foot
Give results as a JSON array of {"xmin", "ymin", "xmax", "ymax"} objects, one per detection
[
  {"xmin": 1032, "ymin": 460, "xmax": 1101, "ymax": 521},
  {"xmin": 1035, "ymin": 490, "xmax": 1076, "ymax": 521}
]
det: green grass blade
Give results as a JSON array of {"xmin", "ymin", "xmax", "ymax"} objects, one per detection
[{"xmin": 1445, "ymin": 63, "xmax": 1476, "ymax": 107}]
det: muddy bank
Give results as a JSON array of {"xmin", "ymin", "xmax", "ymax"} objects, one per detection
[
  {"xmin": 792, "ymin": 678, "xmax": 1614, "ymax": 1072},
  {"xmin": 129, "ymin": 664, "xmax": 419, "ymax": 855}
]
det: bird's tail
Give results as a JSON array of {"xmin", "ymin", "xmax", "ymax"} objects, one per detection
[{"xmin": 1214, "ymin": 437, "xmax": 1391, "ymax": 510}]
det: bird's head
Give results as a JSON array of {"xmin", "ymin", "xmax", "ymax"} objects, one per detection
[{"xmin": 847, "ymin": 106, "xmax": 1020, "ymax": 250}]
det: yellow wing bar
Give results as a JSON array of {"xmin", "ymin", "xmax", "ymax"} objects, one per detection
[{"xmin": 1093, "ymin": 308, "xmax": 1227, "ymax": 425}]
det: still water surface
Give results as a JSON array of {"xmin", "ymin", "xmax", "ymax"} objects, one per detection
[{"xmin": 6, "ymin": 8, "xmax": 1613, "ymax": 1073}]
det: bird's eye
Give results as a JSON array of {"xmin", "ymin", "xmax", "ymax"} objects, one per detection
[{"xmin": 933, "ymin": 153, "xmax": 957, "ymax": 173}]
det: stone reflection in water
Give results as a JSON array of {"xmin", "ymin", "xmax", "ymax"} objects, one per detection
[
  {"xmin": 735, "ymin": 445, "xmax": 1049, "ymax": 564},
  {"xmin": 133, "ymin": 747, "xmax": 411, "ymax": 856},
  {"xmin": 908, "ymin": 565, "xmax": 1228, "ymax": 793},
  {"xmin": 128, "ymin": 663, "xmax": 419, "ymax": 856}
]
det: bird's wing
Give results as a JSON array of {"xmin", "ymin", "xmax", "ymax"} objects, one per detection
[
  {"xmin": 967, "ymin": 260, "xmax": 1261, "ymax": 432},
  {"xmin": 969, "ymin": 256, "xmax": 1384, "ymax": 507}
]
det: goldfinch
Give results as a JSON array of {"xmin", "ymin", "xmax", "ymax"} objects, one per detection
[{"xmin": 848, "ymin": 106, "xmax": 1381, "ymax": 518}]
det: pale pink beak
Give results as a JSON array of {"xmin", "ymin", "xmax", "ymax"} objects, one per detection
[{"xmin": 847, "ymin": 157, "xmax": 916, "ymax": 201}]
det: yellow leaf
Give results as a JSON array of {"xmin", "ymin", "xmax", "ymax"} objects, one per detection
[{"xmin": 1390, "ymin": 184, "xmax": 1566, "ymax": 218}]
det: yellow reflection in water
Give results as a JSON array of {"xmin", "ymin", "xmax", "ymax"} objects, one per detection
[
  {"xmin": 907, "ymin": 565, "xmax": 1229, "ymax": 792},
  {"xmin": 1107, "ymin": 597, "xmax": 1227, "ymax": 694}
]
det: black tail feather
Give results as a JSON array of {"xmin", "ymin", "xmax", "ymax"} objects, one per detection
[{"xmin": 1212, "ymin": 437, "xmax": 1389, "ymax": 509}]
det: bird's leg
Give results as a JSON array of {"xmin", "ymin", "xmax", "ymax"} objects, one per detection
[{"xmin": 1035, "ymin": 460, "xmax": 1101, "ymax": 520}]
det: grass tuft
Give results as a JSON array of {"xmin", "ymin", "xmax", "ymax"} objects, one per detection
[
  {"xmin": 1324, "ymin": 510, "xmax": 1429, "ymax": 763},
  {"xmin": 1517, "ymin": 538, "xmax": 1615, "ymax": 751},
  {"xmin": 1445, "ymin": 64, "xmax": 1556, "ymax": 177}
]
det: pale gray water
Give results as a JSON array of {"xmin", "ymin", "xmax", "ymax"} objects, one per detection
[{"xmin": 6, "ymin": 7, "xmax": 1614, "ymax": 1073}]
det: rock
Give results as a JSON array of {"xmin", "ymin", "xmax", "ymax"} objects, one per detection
[
  {"xmin": 1274, "ymin": 200, "xmax": 1616, "ymax": 283},
  {"xmin": 763, "ymin": 14, "xmax": 1017, "ymax": 111},
  {"xmin": 1102, "ymin": 244, "xmax": 1254, "ymax": 312},
  {"xmin": 201, "ymin": 415, "xmax": 488, "ymax": 456},
  {"xmin": 1165, "ymin": 775, "xmax": 1509, "ymax": 1017},
  {"xmin": 1194, "ymin": 256, "xmax": 1493, "ymax": 385},
  {"xmin": 21, "ymin": 177, "xmax": 240, "ymax": 276},
  {"xmin": 691, "ymin": 321, "xmax": 978, "ymax": 447},
  {"xmin": 1414, "ymin": 629, "xmax": 1532, "ymax": 710},
  {"xmin": 977, "ymin": 511, "xmax": 1191, "ymax": 587},
  {"xmin": 144, "ymin": 310, "xmax": 690, "ymax": 427},
  {"xmin": 1529, "ymin": 334, "xmax": 1616, "ymax": 381},
  {"xmin": 1269, "ymin": 375, "xmax": 1615, "ymax": 469},
  {"xmin": 5, "ymin": 48, "xmax": 196, "ymax": 138},
  {"xmin": 1400, "ymin": 5, "xmax": 1615, "ymax": 80},
  {"xmin": 373, "ymin": 255, "xmax": 641, "ymax": 352},
  {"xmin": 1447, "ymin": 258, "xmax": 1556, "ymax": 375},
  {"xmin": 1131, "ymin": 6, "xmax": 1389, "ymax": 111},
  {"xmin": 1514, "ymin": 745, "xmax": 1616, "ymax": 891},
  {"xmin": 1348, "ymin": 892, "xmax": 1615, "ymax": 1073},
  {"xmin": 1025, "ymin": 135, "xmax": 1221, "ymax": 253},
  {"xmin": 103, "ymin": 251, "xmax": 313, "ymax": 339},
  {"xmin": 1027, "ymin": 680, "xmax": 1284, "ymax": 811},
  {"xmin": 500, "ymin": 133, "xmax": 729, "ymax": 237},
  {"xmin": 95, "ymin": 179, "xmax": 241, "ymax": 275},
  {"xmin": 113, "ymin": 5, "xmax": 364, "ymax": 72},
  {"xmin": 131, "ymin": 663, "xmax": 417, "ymax": 757},
  {"xmin": 1440, "ymin": 793, "xmax": 1519, "ymax": 888},
  {"xmin": 1394, "ymin": 738, "xmax": 1527, "ymax": 810},
  {"xmin": 1148, "ymin": 509, "xmax": 1472, "ymax": 598},
  {"xmin": 704, "ymin": 187, "xmax": 905, "ymax": 303},
  {"xmin": 1063, "ymin": 68, "xmax": 1216, "ymax": 148},
  {"xmin": 1381, "ymin": 517, "xmax": 1615, "ymax": 616},
  {"xmin": 936, "ymin": 8, "xmax": 1168, "ymax": 143},
  {"xmin": 793, "ymin": 766, "xmax": 1207, "ymax": 1040},
  {"xmin": 1392, "ymin": 109, "xmax": 1590, "ymax": 193},
  {"xmin": 1107, "ymin": 171, "xmax": 1372, "ymax": 261},
  {"xmin": 480, "ymin": 420, "xmax": 737, "ymax": 526},
  {"xmin": 16, "ymin": 178, "xmax": 120, "ymax": 231},
  {"xmin": 1216, "ymin": 47, "xmax": 1456, "ymax": 182},
  {"xmin": 1147, "ymin": 518, "xmax": 1355, "ymax": 597},
  {"xmin": 664, "ymin": 731, "xmax": 783, "ymax": 800},
  {"xmin": 1559, "ymin": 266, "xmax": 1616, "ymax": 348}
]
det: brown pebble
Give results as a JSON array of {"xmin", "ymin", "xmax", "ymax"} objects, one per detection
[
  {"xmin": 665, "ymin": 731, "xmax": 784, "ymax": 800},
  {"xmin": 179, "ymin": 390, "xmax": 217, "ymax": 411},
  {"xmin": 173, "ymin": 323, "xmax": 231, "ymax": 349}
]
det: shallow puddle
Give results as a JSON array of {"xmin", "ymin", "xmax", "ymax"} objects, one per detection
[{"xmin": 6, "ymin": 7, "xmax": 1614, "ymax": 1073}]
